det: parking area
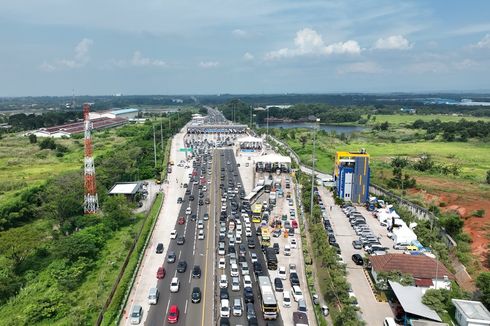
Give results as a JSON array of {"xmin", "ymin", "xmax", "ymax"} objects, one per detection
[{"xmin": 317, "ymin": 186, "xmax": 393, "ymax": 326}]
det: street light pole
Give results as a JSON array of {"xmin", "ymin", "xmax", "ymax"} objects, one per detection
[{"xmin": 266, "ymin": 106, "xmax": 269, "ymax": 140}]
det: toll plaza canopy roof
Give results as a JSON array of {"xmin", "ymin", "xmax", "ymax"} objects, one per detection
[
  {"xmin": 187, "ymin": 124, "xmax": 248, "ymax": 133},
  {"xmin": 255, "ymin": 153, "xmax": 291, "ymax": 164},
  {"xmin": 389, "ymin": 281, "xmax": 442, "ymax": 322},
  {"xmin": 109, "ymin": 182, "xmax": 141, "ymax": 195},
  {"xmin": 237, "ymin": 136, "xmax": 263, "ymax": 143}
]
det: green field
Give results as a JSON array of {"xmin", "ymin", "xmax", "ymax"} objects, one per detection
[{"xmin": 366, "ymin": 114, "xmax": 490, "ymax": 125}]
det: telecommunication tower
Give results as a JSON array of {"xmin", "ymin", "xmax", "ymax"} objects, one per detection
[{"xmin": 83, "ymin": 103, "xmax": 99, "ymax": 214}]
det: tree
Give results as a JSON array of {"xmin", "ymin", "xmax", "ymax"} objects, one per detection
[
  {"xmin": 299, "ymin": 135, "xmax": 308, "ymax": 148},
  {"xmin": 376, "ymin": 270, "xmax": 414, "ymax": 289},
  {"xmin": 29, "ymin": 134, "xmax": 37, "ymax": 144},
  {"xmin": 422, "ymin": 288, "xmax": 450, "ymax": 313},
  {"xmin": 476, "ymin": 272, "xmax": 490, "ymax": 309},
  {"xmin": 102, "ymin": 195, "xmax": 132, "ymax": 230},
  {"xmin": 440, "ymin": 213, "xmax": 464, "ymax": 236},
  {"xmin": 38, "ymin": 137, "xmax": 57, "ymax": 150},
  {"xmin": 486, "ymin": 170, "xmax": 490, "ymax": 184},
  {"xmin": 413, "ymin": 153, "xmax": 434, "ymax": 172}
]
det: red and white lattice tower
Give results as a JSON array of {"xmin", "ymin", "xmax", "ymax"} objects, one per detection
[{"xmin": 83, "ymin": 103, "xmax": 99, "ymax": 214}]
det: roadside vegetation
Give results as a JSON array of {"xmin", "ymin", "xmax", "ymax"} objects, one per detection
[{"xmin": 0, "ymin": 111, "xmax": 191, "ymax": 325}]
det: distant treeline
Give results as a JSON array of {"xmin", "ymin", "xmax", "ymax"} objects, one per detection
[
  {"xmin": 410, "ymin": 119, "xmax": 490, "ymax": 141},
  {"xmin": 7, "ymin": 111, "xmax": 82, "ymax": 131}
]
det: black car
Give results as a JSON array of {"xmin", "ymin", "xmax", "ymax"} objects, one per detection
[
  {"xmin": 247, "ymin": 238, "xmax": 255, "ymax": 249},
  {"xmin": 155, "ymin": 243, "xmax": 164, "ymax": 254},
  {"xmin": 177, "ymin": 261, "xmax": 187, "ymax": 273},
  {"xmin": 220, "ymin": 288, "xmax": 229, "ymax": 300},
  {"xmin": 199, "ymin": 199, "xmax": 204, "ymax": 206},
  {"xmin": 189, "ymin": 195, "xmax": 195, "ymax": 201},
  {"xmin": 177, "ymin": 236, "xmax": 185, "ymax": 245},
  {"xmin": 352, "ymin": 254, "xmax": 364, "ymax": 266},
  {"xmin": 185, "ymin": 189, "xmax": 191, "ymax": 195},
  {"xmin": 253, "ymin": 261, "xmax": 263, "ymax": 276},
  {"xmin": 273, "ymin": 243, "xmax": 279, "ymax": 254},
  {"xmin": 238, "ymin": 255, "xmax": 246, "ymax": 263},
  {"xmin": 177, "ymin": 197, "xmax": 183, "ymax": 204},
  {"xmin": 191, "ymin": 286, "xmax": 201, "ymax": 303},
  {"xmin": 244, "ymin": 287, "xmax": 254, "ymax": 303},
  {"xmin": 183, "ymin": 183, "xmax": 188, "ymax": 188},
  {"xmin": 247, "ymin": 317, "xmax": 258, "ymax": 326},
  {"xmin": 328, "ymin": 235, "xmax": 337, "ymax": 245},
  {"xmin": 220, "ymin": 317, "xmax": 230, "ymax": 326},
  {"xmin": 228, "ymin": 246, "xmax": 236, "ymax": 254},
  {"xmin": 191, "ymin": 214, "xmax": 197, "ymax": 221},
  {"xmin": 192, "ymin": 265, "xmax": 201, "ymax": 278},
  {"xmin": 290, "ymin": 272, "xmax": 300, "ymax": 286},
  {"xmin": 274, "ymin": 277, "xmax": 284, "ymax": 292},
  {"xmin": 167, "ymin": 251, "xmax": 176, "ymax": 263}
]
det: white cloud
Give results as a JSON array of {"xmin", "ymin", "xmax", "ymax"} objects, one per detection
[
  {"xmin": 337, "ymin": 61, "xmax": 384, "ymax": 74},
  {"xmin": 232, "ymin": 29, "xmax": 248, "ymax": 38},
  {"xmin": 472, "ymin": 34, "xmax": 490, "ymax": 48},
  {"xmin": 131, "ymin": 51, "xmax": 166, "ymax": 67},
  {"xmin": 199, "ymin": 61, "xmax": 219, "ymax": 68},
  {"xmin": 39, "ymin": 38, "xmax": 93, "ymax": 71},
  {"xmin": 265, "ymin": 28, "xmax": 361, "ymax": 60},
  {"xmin": 374, "ymin": 35, "xmax": 411, "ymax": 50},
  {"xmin": 243, "ymin": 52, "xmax": 254, "ymax": 61}
]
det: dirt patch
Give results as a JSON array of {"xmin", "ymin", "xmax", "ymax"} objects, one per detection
[{"xmin": 407, "ymin": 176, "xmax": 490, "ymax": 268}]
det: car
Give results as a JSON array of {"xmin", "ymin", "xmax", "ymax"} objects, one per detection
[
  {"xmin": 250, "ymin": 252, "xmax": 258, "ymax": 264},
  {"xmin": 203, "ymin": 213, "xmax": 209, "ymax": 220},
  {"xmin": 130, "ymin": 304, "xmax": 143, "ymax": 325},
  {"xmin": 232, "ymin": 276, "xmax": 240, "ymax": 291},
  {"xmin": 290, "ymin": 238, "xmax": 298, "ymax": 249},
  {"xmin": 291, "ymin": 219, "xmax": 298, "ymax": 228},
  {"xmin": 219, "ymin": 258, "xmax": 226, "ymax": 270},
  {"xmin": 321, "ymin": 305, "xmax": 330, "ymax": 316},
  {"xmin": 148, "ymin": 287, "xmax": 159, "ymax": 305},
  {"xmin": 272, "ymin": 229, "xmax": 281, "ymax": 238},
  {"xmin": 177, "ymin": 197, "xmax": 183, "ymax": 204},
  {"xmin": 186, "ymin": 207, "xmax": 192, "ymax": 215},
  {"xmin": 298, "ymin": 299, "xmax": 307, "ymax": 312},
  {"xmin": 176, "ymin": 235, "xmax": 185, "ymax": 245},
  {"xmin": 219, "ymin": 274, "xmax": 228, "ymax": 288},
  {"xmin": 352, "ymin": 240, "xmax": 363, "ymax": 249},
  {"xmin": 274, "ymin": 277, "xmax": 284, "ymax": 292},
  {"xmin": 290, "ymin": 272, "xmax": 300, "ymax": 286},
  {"xmin": 244, "ymin": 287, "xmax": 254, "ymax": 303},
  {"xmin": 278, "ymin": 266, "xmax": 287, "ymax": 280},
  {"xmin": 191, "ymin": 213, "xmax": 197, "ymax": 221},
  {"xmin": 156, "ymin": 266, "xmax": 166, "ymax": 279},
  {"xmin": 197, "ymin": 220, "xmax": 204, "ymax": 229},
  {"xmin": 167, "ymin": 304, "xmax": 179, "ymax": 323},
  {"xmin": 170, "ymin": 277, "xmax": 180, "ymax": 292},
  {"xmin": 178, "ymin": 216, "xmax": 186, "ymax": 224},
  {"xmin": 189, "ymin": 195, "xmax": 195, "ymax": 201},
  {"xmin": 283, "ymin": 291, "xmax": 292, "ymax": 307},
  {"xmin": 191, "ymin": 287, "xmax": 201, "ymax": 303},
  {"xmin": 247, "ymin": 238, "xmax": 255, "ymax": 249},
  {"xmin": 218, "ymin": 242, "xmax": 226, "ymax": 256},
  {"xmin": 167, "ymin": 251, "xmax": 176, "ymax": 263},
  {"xmin": 352, "ymin": 254, "xmax": 364, "ymax": 266},
  {"xmin": 232, "ymin": 298, "xmax": 243, "ymax": 317},
  {"xmin": 220, "ymin": 287, "xmax": 229, "ymax": 300},
  {"xmin": 196, "ymin": 229, "xmax": 204, "ymax": 239},
  {"xmin": 220, "ymin": 299, "xmax": 230, "ymax": 318},
  {"xmin": 273, "ymin": 243, "xmax": 280, "ymax": 254},
  {"xmin": 170, "ymin": 229, "xmax": 177, "ymax": 239},
  {"xmin": 291, "ymin": 285, "xmax": 304, "ymax": 302},
  {"xmin": 177, "ymin": 260, "xmax": 187, "ymax": 273},
  {"xmin": 220, "ymin": 317, "xmax": 230, "ymax": 326},
  {"xmin": 246, "ymin": 302, "xmax": 256, "ymax": 320},
  {"xmin": 155, "ymin": 243, "xmax": 164, "ymax": 254},
  {"xmin": 192, "ymin": 265, "xmax": 201, "ymax": 278},
  {"xmin": 253, "ymin": 261, "xmax": 263, "ymax": 276}
]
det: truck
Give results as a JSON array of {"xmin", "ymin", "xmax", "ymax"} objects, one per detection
[{"xmin": 293, "ymin": 312, "xmax": 309, "ymax": 326}]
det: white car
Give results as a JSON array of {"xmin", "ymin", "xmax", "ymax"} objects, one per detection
[
  {"xmin": 170, "ymin": 230, "xmax": 177, "ymax": 239},
  {"xmin": 292, "ymin": 286, "xmax": 303, "ymax": 302},
  {"xmin": 219, "ymin": 274, "xmax": 228, "ymax": 288},
  {"xmin": 251, "ymin": 252, "xmax": 258, "ymax": 264},
  {"xmin": 235, "ymin": 235, "xmax": 242, "ymax": 244},
  {"xmin": 197, "ymin": 220, "xmax": 204, "ymax": 229},
  {"xmin": 202, "ymin": 186, "xmax": 207, "ymax": 192},
  {"xmin": 231, "ymin": 277, "xmax": 240, "ymax": 291},
  {"xmin": 198, "ymin": 230, "xmax": 205, "ymax": 240},
  {"xmin": 289, "ymin": 263, "xmax": 297, "ymax": 274},
  {"xmin": 220, "ymin": 299, "xmax": 230, "ymax": 318},
  {"xmin": 243, "ymin": 275, "xmax": 252, "ymax": 289},
  {"xmin": 219, "ymin": 258, "xmax": 226, "ymax": 269},
  {"xmin": 170, "ymin": 277, "xmax": 180, "ymax": 293},
  {"xmin": 245, "ymin": 228, "xmax": 252, "ymax": 237},
  {"xmin": 185, "ymin": 207, "xmax": 191, "ymax": 215},
  {"xmin": 290, "ymin": 238, "xmax": 297, "ymax": 249},
  {"xmin": 278, "ymin": 266, "xmax": 287, "ymax": 280},
  {"xmin": 230, "ymin": 264, "xmax": 239, "ymax": 277},
  {"xmin": 283, "ymin": 291, "xmax": 292, "ymax": 308}
]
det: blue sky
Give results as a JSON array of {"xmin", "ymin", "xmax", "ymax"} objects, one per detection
[{"xmin": 1, "ymin": 0, "xmax": 490, "ymax": 96}]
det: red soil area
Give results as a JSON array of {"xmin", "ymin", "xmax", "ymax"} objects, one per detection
[{"xmin": 407, "ymin": 176, "xmax": 490, "ymax": 268}]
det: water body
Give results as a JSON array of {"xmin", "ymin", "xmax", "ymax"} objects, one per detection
[{"xmin": 258, "ymin": 122, "xmax": 365, "ymax": 135}]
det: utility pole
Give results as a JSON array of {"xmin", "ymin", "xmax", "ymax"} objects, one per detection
[{"xmin": 153, "ymin": 124, "xmax": 157, "ymax": 168}]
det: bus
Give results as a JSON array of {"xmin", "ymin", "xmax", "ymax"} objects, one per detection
[
  {"xmin": 258, "ymin": 276, "xmax": 278, "ymax": 320},
  {"xmin": 252, "ymin": 203, "xmax": 263, "ymax": 223},
  {"xmin": 261, "ymin": 227, "xmax": 271, "ymax": 248},
  {"xmin": 265, "ymin": 247, "xmax": 278, "ymax": 270},
  {"xmin": 243, "ymin": 185, "xmax": 265, "ymax": 208}
]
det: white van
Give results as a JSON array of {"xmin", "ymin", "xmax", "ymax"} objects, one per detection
[
  {"xmin": 284, "ymin": 244, "xmax": 291, "ymax": 256},
  {"xmin": 283, "ymin": 291, "xmax": 292, "ymax": 308},
  {"xmin": 148, "ymin": 287, "xmax": 159, "ymax": 305}
]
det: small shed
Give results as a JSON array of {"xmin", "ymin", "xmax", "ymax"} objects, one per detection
[
  {"xmin": 108, "ymin": 182, "xmax": 142, "ymax": 200},
  {"xmin": 452, "ymin": 299, "xmax": 490, "ymax": 326}
]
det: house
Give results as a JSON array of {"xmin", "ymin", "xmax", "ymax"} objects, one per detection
[
  {"xmin": 452, "ymin": 299, "xmax": 490, "ymax": 326},
  {"xmin": 370, "ymin": 254, "xmax": 455, "ymax": 290}
]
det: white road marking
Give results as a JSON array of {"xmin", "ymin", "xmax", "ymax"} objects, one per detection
[{"xmin": 185, "ymin": 299, "xmax": 189, "ymax": 314}]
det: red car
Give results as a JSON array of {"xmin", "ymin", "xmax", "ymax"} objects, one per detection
[
  {"xmin": 291, "ymin": 219, "xmax": 298, "ymax": 228},
  {"xmin": 178, "ymin": 216, "xmax": 186, "ymax": 225},
  {"xmin": 156, "ymin": 266, "xmax": 166, "ymax": 279},
  {"xmin": 167, "ymin": 305, "xmax": 179, "ymax": 323}
]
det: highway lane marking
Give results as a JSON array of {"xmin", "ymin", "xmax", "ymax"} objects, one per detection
[
  {"xmin": 165, "ymin": 298, "xmax": 171, "ymax": 322},
  {"xmin": 185, "ymin": 299, "xmax": 188, "ymax": 314},
  {"xmin": 178, "ymin": 250, "xmax": 182, "ymax": 260}
]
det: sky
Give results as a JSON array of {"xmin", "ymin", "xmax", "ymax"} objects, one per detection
[{"xmin": 1, "ymin": 0, "xmax": 490, "ymax": 96}]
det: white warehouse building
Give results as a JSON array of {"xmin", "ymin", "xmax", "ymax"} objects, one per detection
[{"xmin": 89, "ymin": 108, "xmax": 139, "ymax": 120}]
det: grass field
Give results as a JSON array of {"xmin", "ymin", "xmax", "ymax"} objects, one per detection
[{"xmin": 366, "ymin": 114, "xmax": 490, "ymax": 125}]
